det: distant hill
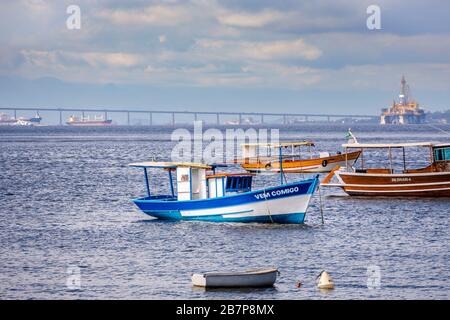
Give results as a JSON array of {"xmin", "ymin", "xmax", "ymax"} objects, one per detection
[{"xmin": 427, "ymin": 110, "xmax": 450, "ymax": 124}]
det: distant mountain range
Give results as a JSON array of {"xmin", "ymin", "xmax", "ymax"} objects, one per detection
[{"xmin": 427, "ymin": 110, "xmax": 450, "ymax": 124}]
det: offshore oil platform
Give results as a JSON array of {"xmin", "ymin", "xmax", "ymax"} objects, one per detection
[{"xmin": 380, "ymin": 76, "xmax": 426, "ymax": 124}]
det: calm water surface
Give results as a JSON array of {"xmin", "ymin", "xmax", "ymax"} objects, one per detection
[{"xmin": 0, "ymin": 124, "xmax": 449, "ymax": 299}]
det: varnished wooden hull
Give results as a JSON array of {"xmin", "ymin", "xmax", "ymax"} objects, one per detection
[
  {"xmin": 334, "ymin": 171, "xmax": 450, "ymax": 197},
  {"xmin": 242, "ymin": 151, "xmax": 361, "ymax": 173}
]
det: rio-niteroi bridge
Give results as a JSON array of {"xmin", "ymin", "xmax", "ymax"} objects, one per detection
[{"xmin": 0, "ymin": 106, "xmax": 377, "ymax": 125}]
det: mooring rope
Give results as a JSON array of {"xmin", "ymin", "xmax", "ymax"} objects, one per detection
[
  {"xmin": 262, "ymin": 185, "xmax": 275, "ymax": 224},
  {"xmin": 318, "ymin": 184, "xmax": 324, "ymax": 225},
  {"xmin": 427, "ymin": 124, "xmax": 450, "ymax": 136}
]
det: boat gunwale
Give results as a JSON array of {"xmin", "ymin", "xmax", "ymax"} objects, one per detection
[
  {"xmin": 344, "ymin": 187, "xmax": 450, "ymax": 194},
  {"xmin": 242, "ymin": 150, "xmax": 361, "ymax": 167},
  {"xmin": 337, "ymin": 171, "xmax": 450, "ymax": 178},
  {"xmin": 201, "ymin": 268, "xmax": 278, "ymax": 277},
  {"xmin": 321, "ymin": 181, "xmax": 450, "ymax": 188}
]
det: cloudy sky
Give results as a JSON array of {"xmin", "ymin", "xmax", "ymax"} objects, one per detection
[{"xmin": 1, "ymin": 0, "xmax": 450, "ymax": 115}]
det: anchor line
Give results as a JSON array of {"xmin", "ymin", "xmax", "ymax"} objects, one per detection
[
  {"xmin": 318, "ymin": 184, "xmax": 324, "ymax": 225},
  {"xmin": 282, "ymin": 171, "xmax": 288, "ymax": 184},
  {"xmin": 426, "ymin": 124, "xmax": 450, "ymax": 136}
]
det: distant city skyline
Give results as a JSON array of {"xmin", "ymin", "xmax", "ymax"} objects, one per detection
[{"xmin": 1, "ymin": 0, "xmax": 450, "ymax": 115}]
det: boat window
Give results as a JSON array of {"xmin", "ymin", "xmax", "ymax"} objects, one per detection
[
  {"xmin": 225, "ymin": 176, "xmax": 253, "ymax": 193},
  {"xmin": 434, "ymin": 147, "xmax": 450, "ymax": 161}
]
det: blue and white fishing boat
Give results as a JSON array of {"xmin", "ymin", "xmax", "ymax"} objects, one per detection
[{"xmin": 129, "ymin": 157, "xmax": 320, "ymax": 224}]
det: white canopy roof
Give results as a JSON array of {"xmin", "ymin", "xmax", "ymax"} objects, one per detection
[
  {"xmin": 342, "ymin": 142, "xmax": 439, "ymax": 149},
  {"xmin": 433, "ymin": 143, "xmax": 450, "ymax": 148},
  {"xmin": 128, "ymin": 161, "xmax": 212, "ymax": 169}
]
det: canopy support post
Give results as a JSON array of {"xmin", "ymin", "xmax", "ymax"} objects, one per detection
[
  {"xmin": 402, "ymin": 147, "xmax": 406, "ymax": 172},
  {"xmin": 361, "ymin": 149, "xmax": 364, "ymax": 170},
  {"xmin": 388, "ymin": 147, "xmax": 393, "ymax": 173},
  {"xmin": 144, "ymin": 168, "xmax": 151, "ymax": 197},
  {"xmin": 168, "ymin": 169, "xmax": 175, "ymax": 197},
  {"xmin": 429, "ymin": 146, "xmax": 434, "ymax": 167},
  {"xmin": 345, "ymin": 147, "xmax": 348, "ymax": 171},
  {"xmin": 279, "ymin": 146, "xmax": 284, "ymax": 185}
]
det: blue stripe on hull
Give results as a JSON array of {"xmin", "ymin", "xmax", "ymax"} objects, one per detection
[
  {"xmin": 142, "ymin": 210, "xmax": 306, "ymax": 224},
  {"xmin": 133, "ymin": 177, "xmax": 318, "ymax": 212}
]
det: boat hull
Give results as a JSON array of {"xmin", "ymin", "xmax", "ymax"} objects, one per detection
[
  {"xmin": 192, "ymin": 268, "xmax": 278, "ymax": 288},
  {"xmin": 132, "ymin": 177, "xmax": 319, "ymax": 223},
  {"xmin": 242, "ymin": 151, "xmax": 361, "ymax": 173},
  {"xmin": 329, "ymin": 170, "xmax": 450, "ymax": 197}
]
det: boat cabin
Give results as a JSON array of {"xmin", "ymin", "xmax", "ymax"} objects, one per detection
[
  {"xmin": 433, "ymin": 144, "xmax": 450, "ymax": 162},
  {"xmin": 432, "ymin": 143, "xmax": 450, "ymax": 171},
  {"xmin": 206, "ymin": 173, "xmax": 253, "ymax": 198},
  {"xmin": 242, "ymin": 141, "xmax": 316, "ymax": 163},
  {"xmin": 128, "ymin": 161, "xmax": 254, "ymax": 201},
  {"xmin": 341, "ymin": 142, "xmax": 450, "ymax": 174}
]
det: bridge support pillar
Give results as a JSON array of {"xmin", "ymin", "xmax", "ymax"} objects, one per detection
[
  {"xmin": 127, "ymin": 112, "xmax": 130, "ymax": 125},
  {"xmin": 260, "ymin": 114, "xmax": 264, "ymax": 124},
  {"xmin": 216, "ymin": 113, "xmax": 220, "ymax": 125},
  {"xmin": 283, "ymin": 115, "xmax": 287, "ymax": 125},
  {"xmin": 238, "ymin": 114, "xmax": 242, "ymax": 125},
  {"xmin": 194, "ymin": 113, "xmax": 198, "ymax": 121},
  {"xmin": 172, "ymin": 113, "xmax": 175, "ymax": 126},
  {"xmin": 14, "ymin": 110, "xmax": 17, "ymax": 119},
  {"xmin": 59, "ymin": 110, "xmax": 62, "ymax": 126},
  {"xmin": 149, "ymin": 113, "xmax": 153, "ymax": 126},
  {"xmin": 327, "ymin": 116, "xmax": 331, "ymax": 122}
]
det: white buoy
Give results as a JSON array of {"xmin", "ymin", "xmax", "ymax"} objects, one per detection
[{"xmin": 317, "ymin": 270, "xmax": 334, "ymax": 289}]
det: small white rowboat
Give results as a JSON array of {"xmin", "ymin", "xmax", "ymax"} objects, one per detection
[{"xmin": 191, "ymin": 268, "xmax": 279, "ymax": 288}]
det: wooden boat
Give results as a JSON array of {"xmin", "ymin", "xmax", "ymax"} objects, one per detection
[
  {"xmin": 128, "ymin": 159, "xmax": 319, "ymax": 223},
  {"xmin": 191, "ymin": 268, "xmax": 278, "ymax": 288},
  {"xmin": 240, "ymin": 141, "xmax": 361, "ymax": 173},
  {"xmin": 321, "ymin": 142, "xmax": 450, "ymax": 197}
]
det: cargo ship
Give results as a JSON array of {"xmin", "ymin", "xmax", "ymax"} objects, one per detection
[
  {"xmin": 0, "ymin": 112, "xmax": 42, "ymax": 125},
  {"xmin": 66, "ymin": 115, "xmax": 112, "ymax": 126},
  {"xmin": 380, "ymin": 76, "xmax": 426, "ymax": 124},
  {"xmin": 0, "ymin": 113, "xmax": 17, "ymax": 125}
]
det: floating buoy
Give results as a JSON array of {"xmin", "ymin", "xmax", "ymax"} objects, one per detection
[
  {"xmin": 295, "ymin": 280, "xmax": 302, "ymax": 288},
  {"xmin": 317, "ymin": 270, "xmax": 334, "ymax": 289}
]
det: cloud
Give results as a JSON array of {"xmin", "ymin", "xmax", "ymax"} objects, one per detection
[
  {"xmin": 81, "ymin": 52, "xmax": 143, "ymax": 67},
  {"xmin": 194, "ymin": 38, "xmax": 322, "ymax": 61},
  {"xmin": 20, "ymin": 50, "xmax": 144, "ymax": 70},
  {"xmin": 2, "ymin": 0, "xmax": 450, "ymax": 110},
  {"xmin": 97, "ymin": 4, "xmax": 191, "ymax": 26},
  {"xmin": 217, "ymin": 9, "xmax": 283, "ymax": 28}
]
